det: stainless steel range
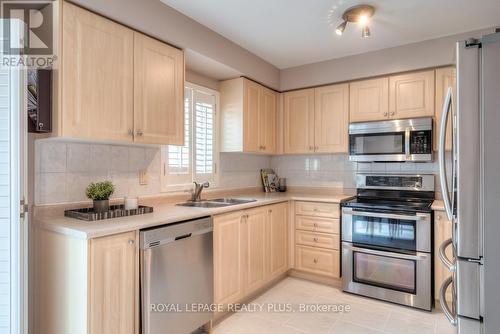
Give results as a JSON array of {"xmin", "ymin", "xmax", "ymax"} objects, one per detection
[{"xmin": 341, "ymin": 173, "xmax": 435, "ymax": 311}]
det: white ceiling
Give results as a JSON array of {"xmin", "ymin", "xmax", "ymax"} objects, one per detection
[{"xmin": 160, "ymin": 0, "xmax": 500, "ymax": 69}]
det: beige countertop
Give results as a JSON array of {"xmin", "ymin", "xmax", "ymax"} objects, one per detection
[
  {"xmin": 34, "ymin": 192, "xmax": 353, "ymax": 239},
  {"xmin": 431, "ymin": 200, "xmax": 445, "ymax": 211}
]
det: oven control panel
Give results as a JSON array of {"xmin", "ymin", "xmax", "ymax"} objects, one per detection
[{"xmin": 366, "ymin": 175, "xmax": 422, "ymax": 189}]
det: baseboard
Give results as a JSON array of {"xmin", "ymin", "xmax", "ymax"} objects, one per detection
[{"xmin": 288, "ymin": 269, "xmax": 342, "ymax": 288}]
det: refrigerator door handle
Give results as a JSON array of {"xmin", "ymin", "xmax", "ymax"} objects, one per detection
[
  {"xmin": 438, "ymin": 238, "xmax": 456, "ymax": 272},
  {"xmin": 439, "ymin": 87, "xmax": 454, "ymax": 221},
  {"xmin": 440, "ymin": 276, "xmax": 458, "ymax": 326}
]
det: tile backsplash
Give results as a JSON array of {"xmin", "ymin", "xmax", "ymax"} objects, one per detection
[
  {"xmin": 35, "ymin": 139, "xmax": 445, "ymax": 205},
  {"xmin": 34, "ymin": 141, "xmax": 273, "ymax": 205},
  {"xmin": 271, "ymin": 154, "xmax": 443, "ymax": 189},
  {"xmin": 35, "ymin": 140, "xmax": 162, "ymax": 204}
]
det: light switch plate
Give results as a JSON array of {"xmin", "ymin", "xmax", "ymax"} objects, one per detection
[{"xmin": 139, "ymin": 170, "xmax": 148, "ymax": 185}]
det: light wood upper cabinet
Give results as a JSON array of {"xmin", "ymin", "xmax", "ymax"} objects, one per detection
[
  {"xmin": 89, "ymin": 231, "xmax": 137, "ymax": 334},
  {"xmin": 314, "ymin": 84, "xmax": 349, "ymax": 153},
  {"xmin": 260, "ymin": 87, "xmax": 277, "ymax": 154},
  {"xmin": 434, "ymin": 211, "xmax": 453, "ymax": 302},
  {"xmin": 243, "ymin": 79, "xmax": 261, "ymax": 152},
  {"xmin": 283, "ymin": 89, "xmax": 315, "ymax": 153},
  {"xmin": 58, "ymin": 3, "xmax": 184, "ymax": 145},
  {"xmin": 220, "ymin": 78, "xmax": 277, "ymax": 154},
  {"xmin": 133, "ymin": 32, "xmax": 184, "ymax": 145},
  {"xmin": 61, "ymin": 2, "xmax": 134, "ymax": 141},
  {"xmin": 214, "ymin": 211, "xmax": 244, "ymax": 305},
  {"xmin": 389, "ymin": 70, "xmax": 435, "ymax": 119},
  {"xmin": 435, "ymin": 67, "xmax": 456, "ymax": 151},
  {"xmin": 243, "ymin": 207, "xmax": 267, "ymax": 294},
  {"xmin": 266, "ymin": 203, "xmax": 288, "ymax": 279},
  {"xmin": 349, "ymin": 77, "xmax": 389, "ymax": 122}
]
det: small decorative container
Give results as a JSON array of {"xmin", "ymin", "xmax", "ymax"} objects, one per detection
[
  {"xmin": 93, "ymin": 199, "xmax": 109, "ymax": 213},
  {"xmin": 124, "ymin": 197, "xmax": 138, "ymax": 211}
]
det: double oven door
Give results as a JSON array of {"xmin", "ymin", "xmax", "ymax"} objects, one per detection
[{"xmin": 341, "ymin": 207, "xmax": 432, "ymax": 310}]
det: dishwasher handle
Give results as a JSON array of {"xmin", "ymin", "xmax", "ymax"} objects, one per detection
[{"xmin": 140, "ymin": 216, "xmax": 213, "ymax": 249}]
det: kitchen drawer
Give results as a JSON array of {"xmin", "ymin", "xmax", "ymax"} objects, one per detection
[
  {"xmin": 295, "ymin": 216, "xmax": 340, "ymax": 234},
  {"xmin": 295, "ymin": 201, "xmax": 339, "ymax": 218},
  {"xmin": 295, "ymin": 230, "xmax": 339, "ymax": 250},
  {"xmin": 295, "ymin": 245, "xmax": 339, "ymax": 278}
]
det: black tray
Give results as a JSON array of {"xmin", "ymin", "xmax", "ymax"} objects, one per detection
[{"xmin": 64, "ymin": 205, "xmax": 153, "ymax": 221}]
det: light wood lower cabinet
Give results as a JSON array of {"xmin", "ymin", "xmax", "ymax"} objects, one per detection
[
  {"xmin": 89, "ymin": 232, "xmax": 137, "ymax": 334},
  {"xmin": 243, "ymin": 207, "xmax": 268, "ymax": 293},
  {"xmin": 295, "ymin": 245, "xmax": 340, "ymax": 278},
  {"xmin": 266, "ymin": 203, "xmax": 289, "ymax": 279},
  {"xmin": 294, "ymin": 201, "xmax": 341, "ymax": 279},
  {"xmin": 214, "ymin": 203, "xmax": 289, "ymax": 305},
  {"xmin": 434, "ymin": 210, "xmax": 453, "ymax": 302},
  {"xmin": 33, "ymin": 229, "xmax": 138, "ymax": 334},
  {"xmin": 213, "ymin": 211, "xmax": 245, "ymax": 305}
]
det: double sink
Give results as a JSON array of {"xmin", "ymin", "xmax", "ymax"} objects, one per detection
[{"xmin": 177, "ymin": 198, "xmax": 257, "ymax": 208}]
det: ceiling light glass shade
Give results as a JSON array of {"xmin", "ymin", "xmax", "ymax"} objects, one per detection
[
  {"xmin": 335, "ymin": 20, "xmax": 347, "ymax": 35},
  {"xmin": 358, "ymin": 14, "xmax": 369, "ymax": 25},
  {"xmin": 362, "ymin": 25, "xmax": 371, "ymax": 38}
]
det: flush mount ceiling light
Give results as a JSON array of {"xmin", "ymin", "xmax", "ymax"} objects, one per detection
[{"xmin": 335, "ymin": 4, "xmax": 375, "ymax": 38}]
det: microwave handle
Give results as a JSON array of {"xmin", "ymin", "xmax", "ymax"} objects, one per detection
[
  {"xmin": 405, "ymin": 128, "xmax": 411, "ymax": 157},
  {"xmin": 439, "ymin": 87, "xmax": 454, "ymax": 220}
]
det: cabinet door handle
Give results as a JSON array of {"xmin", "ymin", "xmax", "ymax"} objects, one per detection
[
  {"xmin": 128, "ymin": 129, "xmax": 134, "ymax": 137},
  {"xmin": 313, "ymin": 223, "xmax": 318, "ymax": 228},
  {"xmin": 313, "ymin": 238, "xmax": 318, "ymax": 242},
  {"xmin": 313, "ymin": 258, "xmax": 318, "ymax": 264},
  {"xmin": 390, "ymin": 112, "xmax": 395, "ymax": 116},
  {"xmin": 136, "ymin": 130, "xmax": 143, "ymax": 136},
  {"xmin": 384, "ymin": 112, "xmax": 389, "ymax": 117},
  {"xmin": 128, "ymin": 239, "xmax": 135, "ymax": 245}
]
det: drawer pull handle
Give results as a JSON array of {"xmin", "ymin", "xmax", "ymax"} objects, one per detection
[
  {"xmin": 313, "ymin": 223, "xmax": 318, "ymax": 228},
  {"xmin": 313, "ymin": 258, "xmax": 318, "ymax": 264},
  {"xmin": 313, "ymin": 238, "xmax": 318, "ymax": 242}
]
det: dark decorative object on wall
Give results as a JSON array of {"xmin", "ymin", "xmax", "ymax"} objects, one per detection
[{"xmin": 27, "ymin": 68, "xmax": 52, "ymax": 133}]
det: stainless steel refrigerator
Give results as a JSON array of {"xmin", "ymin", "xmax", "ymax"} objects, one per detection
[{"xmin": 438, "ymin": 31, "xmax": 500, "ymax": 334}]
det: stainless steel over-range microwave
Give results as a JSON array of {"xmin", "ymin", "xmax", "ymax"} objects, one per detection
[{"xmin": 348, "ymin": 117, "xmax": 433, "ymax": 162}]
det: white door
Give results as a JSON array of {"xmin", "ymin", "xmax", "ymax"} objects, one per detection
[{"xmin": 0, "ymin": 19, "xmax": 27, "ymax": 334}]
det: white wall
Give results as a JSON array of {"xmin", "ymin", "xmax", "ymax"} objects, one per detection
[
  {"xmin": 70, "ymin": 0, "xmax": 280, "ymax": 89},
  {"xmin": 280, "ymin": 28, "xmax": 494, "ymax": 91}
]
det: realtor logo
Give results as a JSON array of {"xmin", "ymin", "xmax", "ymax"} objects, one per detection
[{"xmin": 1, "ymin": 0, "xmax": 53, "ymax": 55}]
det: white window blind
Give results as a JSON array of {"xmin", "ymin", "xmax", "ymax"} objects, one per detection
[{"xmin": 162, "ymin": 84, "xmax": 218, "ymax": 190}]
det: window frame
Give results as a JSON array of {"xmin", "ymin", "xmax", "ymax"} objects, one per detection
[{"xmin": 160, "ymin": 82, "xmax": 220, "ymax": 192}]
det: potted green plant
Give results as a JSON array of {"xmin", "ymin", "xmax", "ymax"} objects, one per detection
[{"xmin": 85, "ymin": 181, "xmax": 115, "ymax": 213}]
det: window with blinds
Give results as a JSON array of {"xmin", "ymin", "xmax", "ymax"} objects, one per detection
[{"xmin": 162, "ymin": 84, "xmax": 218, "ymax": 190}]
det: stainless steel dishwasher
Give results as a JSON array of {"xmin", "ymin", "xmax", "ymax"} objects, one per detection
[{"xmin": 140, "ymin": 217, "xmax": 213, "ymax": 334}]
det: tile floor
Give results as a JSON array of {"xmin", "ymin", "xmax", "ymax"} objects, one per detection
[{"xmin": 213, "ymin": 277, "xmax": 456, "ymax": 334}]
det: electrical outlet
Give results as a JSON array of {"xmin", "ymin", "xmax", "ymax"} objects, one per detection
[{"xmin": 139, "ymin": 170, "xmax": 148, "ymax": 185}]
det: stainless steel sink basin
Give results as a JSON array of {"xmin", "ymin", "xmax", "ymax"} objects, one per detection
[
  {"xmin": 209, "ymin": 198, "xmax": 257, "ymax": 205},
  {"xmin": 176, "ymin": 198, "xmax": 257, "ymax": 208}
]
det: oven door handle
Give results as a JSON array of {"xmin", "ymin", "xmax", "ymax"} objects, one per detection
[
  {"xmin": 344, "ymin": 243, "xmax": 429, "ymax": 261},
  {"xmin": 344, "ymin": 208, "xmax": 424, "ymax": 221}
]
